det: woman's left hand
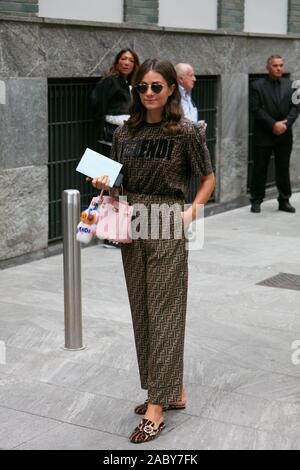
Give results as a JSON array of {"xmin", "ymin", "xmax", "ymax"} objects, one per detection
[{"xmin": 91, "ymin": 175, "xmax": 111, "ymax": 191}]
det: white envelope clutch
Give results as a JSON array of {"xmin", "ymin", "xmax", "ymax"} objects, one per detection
[{"xmin": 76, "ymin": 148, "xmax": 123, "ymax": 187}]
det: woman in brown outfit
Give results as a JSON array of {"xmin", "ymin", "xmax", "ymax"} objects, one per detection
[{"xmin": 91, "ymin": 59, "xmax": 215, "ymax": 443}]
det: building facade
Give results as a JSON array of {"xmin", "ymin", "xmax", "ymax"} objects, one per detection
[{"xmin": 1, "ymin": 0, "xmax": 300, "ymax": 263}]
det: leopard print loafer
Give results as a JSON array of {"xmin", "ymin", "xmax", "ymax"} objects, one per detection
[
  {"xmin": 134, "ymin": 399, "xmax": 186, "ymax": 415},
  {"xmin": 129, "ymin": 418, "xmax": 166, "ymax": 444}
]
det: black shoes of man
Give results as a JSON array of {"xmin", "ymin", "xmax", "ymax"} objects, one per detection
[
  {"xmin": 250, "ymin": 200, "xmax": 296, "ymax": 213},
  {"xmin": 278, "ymin": 200, "xmax": 296, "ymax": 213},
  {"xmin": 250, "ymin": 200, "xmax": 261, "ymax": 213}
]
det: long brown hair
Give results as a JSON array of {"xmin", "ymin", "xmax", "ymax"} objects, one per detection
[
  {"xmin": 126, "ymin": 58, "xmax": 183, "ymax": 136},
  {"xmin": 107, "ymin": 48, "xmax": 140, "ymax": 84}
]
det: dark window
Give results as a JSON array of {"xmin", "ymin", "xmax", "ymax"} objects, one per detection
[
  {"xmin": 188, "ymin": 75, "xmax": 218, "ymax": 203},
  {"xmin": 48, "ymin": 78, "xmax": 99, "ymax": 242}
]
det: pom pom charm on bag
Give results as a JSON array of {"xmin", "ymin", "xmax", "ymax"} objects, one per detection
[
  {"xmin": 76, "ymin": 212, "xmax": 97, "ymax": 244},
  {"xmin": 76, "ymin": 197, "xmax": 101, "ymax": 244}
]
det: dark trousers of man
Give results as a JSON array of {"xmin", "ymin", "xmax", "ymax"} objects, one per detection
[{"xmin": 250, "ymin": 136, "xmax": 293, "ymax": 203}]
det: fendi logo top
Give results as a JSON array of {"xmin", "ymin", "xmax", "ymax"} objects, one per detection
[{"xmin": 111, "ymin": 119, "xmax": 213, "ymax": 198}]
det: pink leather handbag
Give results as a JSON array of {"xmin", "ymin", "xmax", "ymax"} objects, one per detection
[{"xmin": 96, "ymin": 190, "xmax": 133, "ymax": 244}]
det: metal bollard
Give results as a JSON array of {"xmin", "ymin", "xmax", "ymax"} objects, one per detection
[{"xmin": 62, "ymin": 190, "xmax": 85, "ymax": 350}]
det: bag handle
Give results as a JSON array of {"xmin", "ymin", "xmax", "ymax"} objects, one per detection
[
  {"xmin": 99, "ymin": 188, "xmax": 105, "ymax": 201},
  {"xmin": 98, "ymin": 184, "xmax": 124, "ymax": 201}
]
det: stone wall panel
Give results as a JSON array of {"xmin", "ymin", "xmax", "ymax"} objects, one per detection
[
  {"xmin": 0, "ymin": 78, "xmax": 48, "ymax": 169},
  {"xmin": 0, "ymin": 165, "xmax": 48, "ymax": 261}
]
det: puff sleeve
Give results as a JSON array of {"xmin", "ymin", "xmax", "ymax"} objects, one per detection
[{"xmin": 184, "ymin": 122, "xmax": 214, "ymax": 177}]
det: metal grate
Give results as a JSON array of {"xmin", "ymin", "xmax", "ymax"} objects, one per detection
[
  {"xmin": 187, "ymin": 75, "xmax": 218, "ymax": 204},
  {"xmin": 257, "ymin": 273, "xmax": 300, "ymax": 291},
  {"xmin": 48, "ymin": 78, "xmax": 100, "ymax": 242}
]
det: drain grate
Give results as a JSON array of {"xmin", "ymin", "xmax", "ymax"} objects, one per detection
[{"xmin": 257, "ymin": 273, "xmax": 300, "ymax": 292}]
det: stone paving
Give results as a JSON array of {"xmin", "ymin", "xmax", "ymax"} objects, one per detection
[{"xmin": 0, "ymin": 195, "xmax": 300, "ymax": 450}]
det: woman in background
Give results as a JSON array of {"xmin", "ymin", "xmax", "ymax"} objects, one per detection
[
  {"xmin": 91, "ymin": 48, "xmax": 140, "ymax": 142},
  {"xmin": 91, "ymin": 48, "xmax": 140, "ymax": 248}
]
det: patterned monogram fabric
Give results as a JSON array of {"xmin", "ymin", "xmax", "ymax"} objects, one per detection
[
  {"xmin": 111, "ymin": 119, "xmax": 213, "ymax": 198},
  {"xmin": 121, "ymin": 194, "xmax": 188, "ymax": 405},
  {"xmin": 110, "ymin": 119, "xmax": 213, "ymax": 405}
]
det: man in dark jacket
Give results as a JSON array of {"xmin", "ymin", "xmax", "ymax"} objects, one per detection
[{"xmin": 250, "ymin": 55, "xmax": 299, "ymax": 213}]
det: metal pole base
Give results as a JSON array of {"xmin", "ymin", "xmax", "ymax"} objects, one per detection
[{"xmin": 62, "ymin": 346, "xmax": 87, "ymax": 351}]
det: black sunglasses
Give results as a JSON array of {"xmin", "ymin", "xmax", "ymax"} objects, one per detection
[{"xmin": 135, "ymin": 83, "xmax": 165, "ymax": 94}]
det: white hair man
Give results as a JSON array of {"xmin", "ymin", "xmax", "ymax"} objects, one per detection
[{"xmin": 175, "ymin": 63, "xmax": 198, "ymax": 122}]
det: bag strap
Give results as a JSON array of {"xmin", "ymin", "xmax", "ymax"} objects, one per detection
[
  {"xmin": 99, "ymin": 184, "xmax": 125, "ymax": 203},
  {"xmin": 99, "ymin": 188, "xmax": 105, "ymax": 201}
]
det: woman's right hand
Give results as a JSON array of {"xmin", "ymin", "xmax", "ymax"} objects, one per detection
[{"xmin": 88, "ymin": 176, "xmax": 110, "ymax": 191}]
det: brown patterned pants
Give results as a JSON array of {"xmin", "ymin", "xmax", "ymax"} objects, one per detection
[{"xmin": 121, "ymin": 194, "xmax": 188, "ymax": 406}]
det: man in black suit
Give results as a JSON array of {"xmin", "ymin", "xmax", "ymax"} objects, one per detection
[{"xmin": 250, "ymin": 55, "xmax": 299, "ymax": 213}]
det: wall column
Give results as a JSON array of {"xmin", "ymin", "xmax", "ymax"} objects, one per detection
[
  {"xmin": 0, "ymin": 0, "xmax": 38, "ymax": 16},
  {"xmin": 124, "ymin": 0, "xmax": 158, "ymax": 24},
  {"xmin": 0, "ymin": 78, "xmax": 48, "ymax": 261},
  {"xmin": 218, "ymin": 0, "xmax": 245, "ymax": 31},
  {"xmin": 288, "ymin": 0, "xmax": 300, "ymax": 33},
  {"xmin": 218, "ymin": 74, "xmax": 249, "ymax": 202}
]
